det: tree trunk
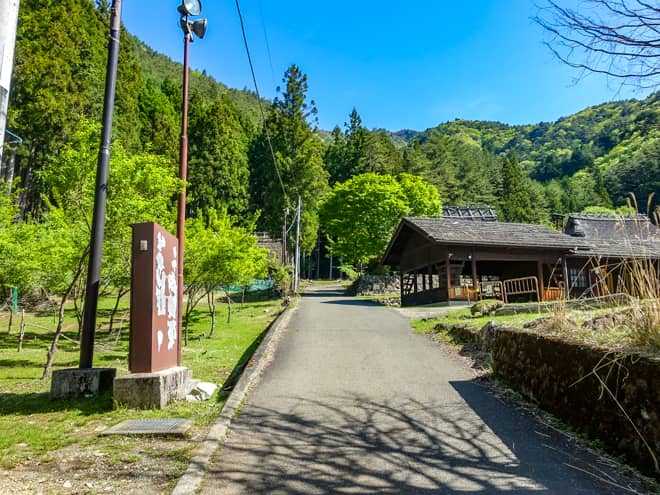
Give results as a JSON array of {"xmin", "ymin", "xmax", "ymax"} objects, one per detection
[
  {"xmin": 241, "ymin": 287, "xmax": 245, "ymax": 308},
  {"xmin": 73, "ymin": 274, "xmax": 86, "ymax": 341},
  {"xmin": 108, "ymin": 287, "xmax": 129, "ymax": 335},
  {"xmin": 225, "ymin": 291, "xmax": 232, "ymax": 324},
  {"xmin": 42, "ymin": 248, "xmax": 88, "ymax": 380},
  {"xmin": 207, "ymin": 290, "xmax": 216, "ymax": 338},
  {"xmin": 17, "ymin": 309, "xmax": 25, "ymax": 352},
  {"xmin": 184, "ymin": 295, "xmax": 193, "ymax": 347},
  {"xmin": 7, "ymin": 306, "xmax": 13, "ymax": 334}
]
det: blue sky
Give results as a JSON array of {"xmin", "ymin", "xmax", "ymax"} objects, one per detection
[{"xmin": 122, "ymin": 1, "xmax": 653, "ymax": 132}]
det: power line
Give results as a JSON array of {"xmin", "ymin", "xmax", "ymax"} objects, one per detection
[
  {"xmin": 234, "ymin": 0, "xmax": 287, "ymax": 203},
  {"xmin": 257, "ymin": 0, "xmax": 277, "ymax": 90}
]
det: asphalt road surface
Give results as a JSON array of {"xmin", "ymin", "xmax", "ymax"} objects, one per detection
[{"xmin": 200, "ymin": 285, "xmax": 650, "ymax": 494}]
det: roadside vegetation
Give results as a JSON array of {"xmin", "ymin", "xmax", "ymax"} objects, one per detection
[{"xmin": 0, "ymin": 290, "xmax": 282, "ymax": 492}]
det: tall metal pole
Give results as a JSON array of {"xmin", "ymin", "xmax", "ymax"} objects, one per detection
[
  {"xmin": 176, "ymin": 22, "xmax": 191, "ymax": 366},
  {"xmin": 0, "ymin": 0, "xmax": 21, "ymax": 167},
  {"xmin": 80, "ymin": 0, "xmax": 122, "ymax": 369}
]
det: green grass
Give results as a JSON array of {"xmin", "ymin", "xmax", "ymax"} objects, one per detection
[
  {"xmin": 411, "ymin": 304, "xmax": 654, "ymax": 351},
  {"xmin": 411, "ymin": 307, "xmax": 539, "ymax": 335},
  {"xmin": 0, "ymin": 291, "xmax": 282, "ymax": 468}
]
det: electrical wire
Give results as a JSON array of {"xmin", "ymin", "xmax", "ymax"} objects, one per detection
[
  {"xmin": 257, "ymin": 0, "xmax": 277, "ymax": 90},
  {"xmin": 234, "ymin": 0, "xmax": 288, "ymax": 203}
]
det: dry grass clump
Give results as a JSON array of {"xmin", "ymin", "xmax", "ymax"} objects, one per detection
[{"xmin": 625, "ymin": 298, "xmax": 660, "ymax": 352}]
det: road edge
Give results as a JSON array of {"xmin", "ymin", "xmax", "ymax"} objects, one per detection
[{"xmin": 171, "ymin": 304, "xmax": 294, "ymax": 495}]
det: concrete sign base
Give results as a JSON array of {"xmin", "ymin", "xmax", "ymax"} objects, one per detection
[
  {"xmin": 50, "ymin": 368, "xmax": 116, "ymax": 400},
  {"xmin": 113, "ymin": 366, "xmax": 192, "ymax": 409}
]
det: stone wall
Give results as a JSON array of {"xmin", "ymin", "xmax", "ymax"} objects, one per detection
[
  {"xmin": 489, "ymin": 327, "xmax": 660, "ymax": 478},
  {"xmin": 350, "ymin": 275, "xmax": 400, "ymax": 296}
]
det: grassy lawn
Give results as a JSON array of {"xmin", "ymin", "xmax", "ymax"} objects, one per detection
[{"xmin": 0, "ymin": 290, "xmax": 283, "ymax": 470}]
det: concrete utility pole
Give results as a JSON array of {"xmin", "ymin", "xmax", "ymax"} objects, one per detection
[
  {"xmin": 294, "ymin": 196, "xmax": 301, "ymax": 292},
  {"xmin": 79, "ymin": 0, "xmax": 123, "ymax": 369},
  {"xmin": 0, "ymin": 0, "xmax": 20, "ymax": 166}
]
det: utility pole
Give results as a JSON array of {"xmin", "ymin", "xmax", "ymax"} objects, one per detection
[
  {"xmin": 316, "ymin": 233, "xmax": 320, "ymax": 280},
  {"xmin": 0, "ymin": 0, "xmax": 20, "ymax": 167},
  {"xmin": 282, "ymin": 207, "xmax": 288, "ymax": 265},
  {"xmin": 79, "ymin": 0, "xmax": 122, "ymax": 369},
  {"xmin": 294, "ymin": 196, "xmax": 301, "ymax": 292}
]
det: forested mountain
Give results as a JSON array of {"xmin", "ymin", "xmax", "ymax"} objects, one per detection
[
  {"xmin": 390, "ymin": 93, "xmax": 659, "ymax": 217},
  {"xmin": 128, "ymin": 34, "xmax": 263, "ymax": 127}
]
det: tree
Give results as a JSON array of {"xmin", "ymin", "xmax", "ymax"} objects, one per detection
[
  {"xmin": 249, "ymin": 65, "xmax": 329, "ymax": 253},
  {"xmin": 360, "ymin": 130, "xmax": 403, "ymax": 176},
  {"xmin": 188, "ymin": 95, "xmax": 251, "ymax": 220},
  {"xmin": 184, "ymin": 210, "xmax": 268, "ymax": 340},
  {"xmin": 501, "ymin": 150, "xmax": 535, "ymax": 223},
  {"xmin": 535, "ymin": 1, "xmax": 660, "ymax": 88},
  {"xmin": 402, "ymin": 138, "xmax": 431, "ymax": 177},
  {"xmin": 38, "ymin": 121, "xmax": 181, "ymax": 376},
  {"xmin": 319, "ymin": 173, "xmax": 441, "ymax": 267},
  {"xmin": 604, "ymin": 134, "xmax": 660, "ymax": 212},
  {"xmin": 324, "ymin": 126, "xmax": 347, "ymax": 185},
  {"xmin": 422, "ymin": 130, "xmax": 461, "ymax": 203}
]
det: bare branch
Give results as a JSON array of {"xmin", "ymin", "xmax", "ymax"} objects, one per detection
[{"xmin": 535, "ymin": 0, "xmax": 660, "ymax": 88}]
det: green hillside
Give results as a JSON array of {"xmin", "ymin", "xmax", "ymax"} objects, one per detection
[
  {"xmin": 128, "ymin": 33, "xmax": 263, "ymax": 127},
  {"xmin": 389, "ymin": 93, "xmax": 659, "ymax": 215}
]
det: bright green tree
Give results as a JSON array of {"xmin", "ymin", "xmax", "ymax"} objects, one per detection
[
  {"xmin": 319, "ymin": 173, "xmax": 441, "ymax": 266},
  {"xmin": 184, "ymin": 210, "xmax": 268, "ymax": 340}
]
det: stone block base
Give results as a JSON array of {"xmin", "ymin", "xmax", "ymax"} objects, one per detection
[
  {"xmin": 113, "ymin": 366, "xmax": 192, "ymax": 409},
  {"xmin": 50, "ymin": 368, "xmax": 116, "ymax": 400}
]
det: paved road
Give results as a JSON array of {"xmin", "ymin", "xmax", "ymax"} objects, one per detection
[{"xmin": 200, "ymin": 285, "xmax": 647, "ymax": 494}]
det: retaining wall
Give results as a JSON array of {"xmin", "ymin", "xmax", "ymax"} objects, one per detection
[{"xmin": 489, "ymin": 326, "xmax": 660, "ymax": 478}]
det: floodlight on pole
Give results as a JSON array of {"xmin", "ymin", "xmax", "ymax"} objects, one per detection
[
  {"xmin": 176, "ymin": 1, "xmax": 207, "ymax": 364},
  {"xmin": 178, "ymin": 0, "xmax": 201, "ymax": 16}
]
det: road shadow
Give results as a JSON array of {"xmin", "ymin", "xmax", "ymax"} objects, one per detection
[
  {"xmin": 321, "ymin": 298, "xmax": 380, "ymax": 307},
  {"xmin": 204, "ymin": 388, "xmax": 649, "ymax": 494},
  {"xmin": 301, "ymin": 288, "xmax": 346, "ymax": 298}
]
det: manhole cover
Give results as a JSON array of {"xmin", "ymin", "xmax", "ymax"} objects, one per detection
[{"xmin": 100, "ymin": 418, "xmax": 192, "ymax": 437}]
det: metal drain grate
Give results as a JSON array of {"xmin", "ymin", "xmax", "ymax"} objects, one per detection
[{"xmin": 100, "ymin": 418, "xmax": 192, "ymax": 437}]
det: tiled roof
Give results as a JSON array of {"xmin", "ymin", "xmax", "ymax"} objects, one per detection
[
  {"xmin": 393, "ymin": 217, "xmax": 660, "ymax": 260},
  {"xmin": 406, "ymin": 217, "xmax": 583, "ymax": 250},
  {"xmin": 575, "ymin": 239, "xmax": 660, "ymax": 259},
  {"xmin": 565, "ymin": 214, "xmax": 660, "ymax": 241}
]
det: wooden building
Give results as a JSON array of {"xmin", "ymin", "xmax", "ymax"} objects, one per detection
[{"xmin": 382, "ymin": 210, "xmax": 660, "ymax": 306}]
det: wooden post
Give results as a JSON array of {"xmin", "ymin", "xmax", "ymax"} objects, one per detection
[
  {"xmin": 446, "ymin": 255, "xmax": 452, "ymax": 300},
  {"xmin": 400, "ymin": 272, "xmax": 404, "ymax": 304},
  {"xmin": 537, "ymin": 260, "xmax": 544, "ymax": 302},
  {"xmin": 428, "ymin": 265, "xmax": 434, "ymax": 290},
  {"xmin": 471, "ymin": 256, "xmax": 478, "ymax": 294},
  {"xmin": 562, "ymin": 256, "xmax": 570, "ymax": 300}
]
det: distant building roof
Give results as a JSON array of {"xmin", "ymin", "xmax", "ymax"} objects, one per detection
[{"xmin": 564, "ymin": 214, "xmax": 660, "ymax": 241}]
